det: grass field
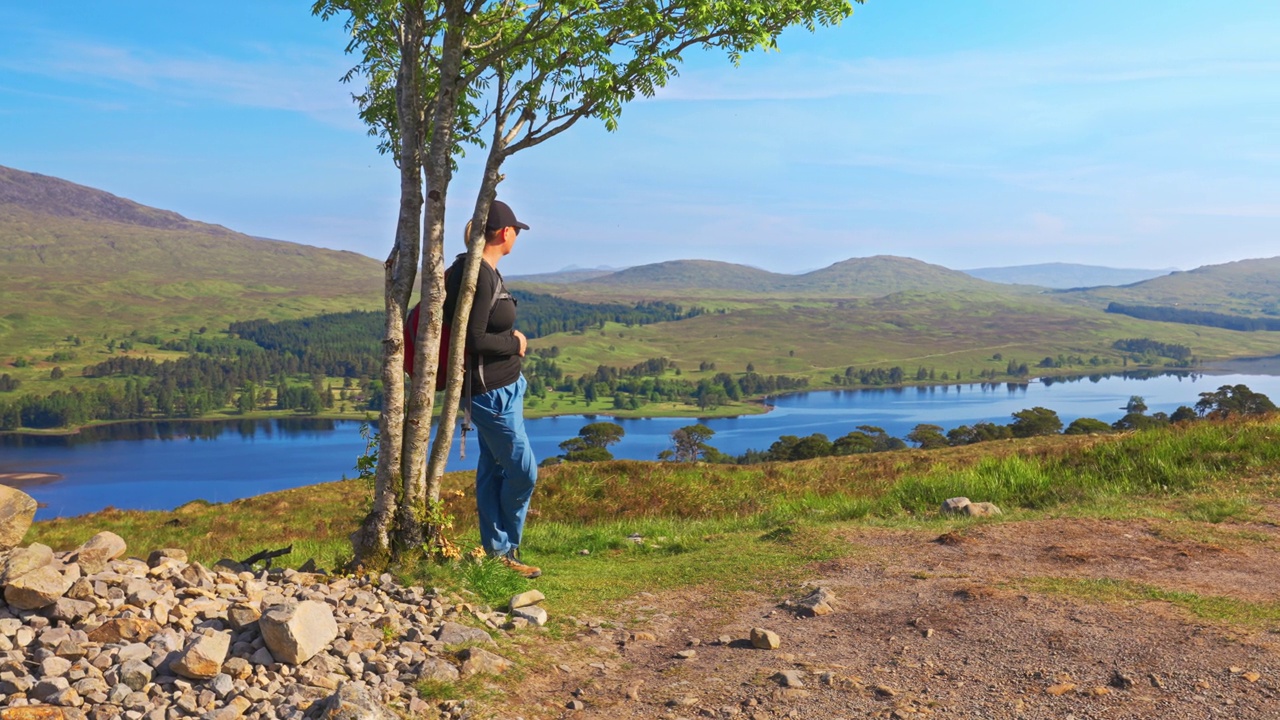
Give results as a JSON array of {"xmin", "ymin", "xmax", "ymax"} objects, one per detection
[{"xmin": 26, "ymin": 414, "xmax": 1280, "ymax": 613}]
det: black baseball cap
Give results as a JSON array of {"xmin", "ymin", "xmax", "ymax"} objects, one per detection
[{"xmin": 485, "ymin": 200, "xmax": 530, "ymax": 232}]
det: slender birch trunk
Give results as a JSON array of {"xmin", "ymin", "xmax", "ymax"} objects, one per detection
[
  {"xmin": 350, "ymin": 9, "xmax": 424, "ymax": 565},
  {"xmin": 424, "ymin": 67, "xmax": 525, "ymax": 505},
  {"xmin": 394, "ymin": 0, "xmax": 469, "ymax": 554}
]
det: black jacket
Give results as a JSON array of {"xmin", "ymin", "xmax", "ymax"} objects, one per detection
[{"xmin": 442, "ymin": 254, "xmax": 521, "ymax": 395}]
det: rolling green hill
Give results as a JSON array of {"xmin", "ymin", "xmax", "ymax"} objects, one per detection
[
  {"xmin": 964, "ymin": 262, "xmax": 1176, "ymax": 289},
  {"xmin": 0, "ymin": 165, "xmax": 382, "ymax": 353},
  {"xmin": 562, "ymin": 255, "xmax": 1013, "ymax": 299},
  {"xmin": 529, "ymin": 288, "xmax": 1280, "ymax": 383},
  {"xmin": 1055, "ymin": 257, "xmax": 1280, "ymax": 316}
]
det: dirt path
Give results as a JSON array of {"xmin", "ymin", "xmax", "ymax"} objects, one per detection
[{"xmin": 504, "ymin": 516, "xmax": 1280, "ymax": 719}]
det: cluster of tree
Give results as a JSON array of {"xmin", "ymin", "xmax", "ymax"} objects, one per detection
[
  {"xmin": 510, "ymin": 292, "xmax": 703, "ymax": 338},
  {"xmin": 828, "ymin": 361, "xmax": 1036, "ymax": 388},
  {"xmin": 543, "ymin": 385, "xmax": 1277, "ymax": 467},
  {"xmin": 0, "ymin": 372, "xmax": 344, "ymax": 430},
  {"xmin": 534, "ymin": 365, "xmax": 809, "ymax": 411},
  {"xmin": 0, "ymin": 375, "xmax": 19, "ymax": 392},
  {"xmin": 1112, "ymin": 338, "xmax": 1193, "ymax": 362},
  {"xmin": 1107, "ymin": 303, "xmax": 1280, "ymax": 332}
]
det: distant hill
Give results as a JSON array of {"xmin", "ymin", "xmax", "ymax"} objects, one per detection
[
  {"xmin": 571, "ymin": 255, "xmax": 1007, "ymax": 298},
  {"xmin": 585, "ymin": 259, "xmax": 788, "ymax": 291},
  {"xmin": 0, "ymin": 165, "xmax": 381, "ymax": 350},
  {"xmin": 964, "ymin": 262, "xmax": 1176, "ymax": 289},
  {"xmin": 1056, "ymin": 257, "xmax": 1280, "ymax": 317},
  {"xmin": 508, "ymin": 267, "xmax": 621, "ymax": 284}
]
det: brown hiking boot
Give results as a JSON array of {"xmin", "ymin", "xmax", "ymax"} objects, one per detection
[{"xmin": 500, "ymin": 553, "xmax": 542, "ymax": 579}]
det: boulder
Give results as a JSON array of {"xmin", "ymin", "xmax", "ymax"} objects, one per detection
[
  {"xmin": 458, "ymin": 647, "xmax": 510, "ymax": 676},
  {"xmin": 146, "ymin": 548, "xmax": 188, "ymax": 568},
  {"xmin": 72, "ymin": 532, "xmax": 127, "ymax": 574},
  {"xmin": 1, "ymin": 542, "xmax": 54, "ymax": 585},
  {"xmin": 435, "ymin": 621, "xmax": 495, "ymax": 646},
  {"xmin": 227, "ymin": 603, "xmax": 261, "ymax": 631},
  {"xmin": 964, "ymin": 502, "xmax": 1002, "ymax": 517},
  {"xmin": 172, "ymin": 631, "xmax": 231, "ymax": 680},
  {"xmin": 509, "ymin": 590, "xmax": 545, "ymax": 610},
  {"xmin": 788, "ymin": 586, "xmax": 836, "ymax": 617},
  {"xmin": 513, "ymin": 605, "xmax": 548, "ymax": 627},
  {"xmin": 319, "ymin": 681, "xmax": 396, "ymax": 720},
  {"xmin": 0, "ymin": 486, "xmax": 38, "ymax": 552},
  {"xmin": 414, "ymin": 658, "xmax": 460, "ymax": 683},
  {"xmin": 941, "ymin": 497, "xmax": 971, "ymax": 514},
  {"xmin": 260, "ymin": 600, "xmax": 339, "ymax": 664},
  {"xmin": 4, "ymin": 564, "xmax": 75, "ymax": 610},
  {"xmin": 87, "ymin": 618, "xmax": 161, "ymax": 645},
  {"xmin": 750, "ymin": 628, "xmax": 780, "ymax": 650}
]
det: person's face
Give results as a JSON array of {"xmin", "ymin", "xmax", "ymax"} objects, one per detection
[{"xmin": 501, "ymin": 226, "xmax": 520, "ymax": 254}]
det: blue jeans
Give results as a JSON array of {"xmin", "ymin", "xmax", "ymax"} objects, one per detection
[{"xmin": 469, "ymin": 375, "xmax": 538, "ymax": 556}]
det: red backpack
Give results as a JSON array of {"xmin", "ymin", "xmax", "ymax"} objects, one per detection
[{"xmin": 402, "ymin": 268, "xmax": 502, "ymax": 391}]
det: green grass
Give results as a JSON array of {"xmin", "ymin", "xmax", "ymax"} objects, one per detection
[
  {"xmin": 26, "ymin": 415, "xmax": 1280, "ymax": 620},
  {"xmin": 1017, "ymin": 577, "xmax": 1280, "ymax": 627}
]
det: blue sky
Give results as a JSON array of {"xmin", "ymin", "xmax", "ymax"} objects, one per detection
[{"xmin": 3, "ymin": 1, "xmax": 1279, "ymax": 275}]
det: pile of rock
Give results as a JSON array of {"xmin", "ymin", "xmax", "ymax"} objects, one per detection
[{"xmin": 0, "ymin": 486, "xmax": 546, "ymax": 720}]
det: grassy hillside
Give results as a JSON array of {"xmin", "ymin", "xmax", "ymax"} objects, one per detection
[
  {"xmin": 1055, "ymin": 256, "xmax": 1280, "ymax": 316},
  {"xmin": 530, "ymin": 289, "xmax": 1280, "ymax": 382},
  {"xmin": 964, "ymin": 262, "xmax": 1175, "ymax": 289},
  {"xmin": 565, "ymin": 255, "xmax": 1016, "ymax": 299},
  {"xmin": 27, "ymin": 415, "xmax": 1280, "ymax": 611},
  {"xmin": 0, "ymin": 165, "xmax": 381, "ymax": 356}
]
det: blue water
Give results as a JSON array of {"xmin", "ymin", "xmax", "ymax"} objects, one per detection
[{"xmin": 3, "ymin": 371, "xmax": 1279, "ymax": 519}]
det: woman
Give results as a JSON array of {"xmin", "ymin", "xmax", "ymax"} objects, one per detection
[{"xmin": 442, "ymin": 200, "xmax": 540, "ymax": 578}]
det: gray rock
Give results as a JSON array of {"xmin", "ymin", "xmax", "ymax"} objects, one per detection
[
  {"xmin": 509, "ymin": 590, "xmax": 545, "ymax": 610},
  {"xmin": 227, "ymin": 603, "xmax": 262, "ymax": 631},
  {"xmin": 47, "ymin": 596, "xmax": 98, "ymax": 624},
  {"xmin": 964, "ymin": 501, "xmax": 1002, "ymax": 517},
  {"xmin": 42, "ymin": 654, "xmax": 74, "ymax": 677},
  {"xmin": 941, "ymin": 496, "xmax": 972, "ymax": 514},
  {"xmin": 414, "ymin": 657, "xmax": 460, "ymax": 683},
  {"xmin": 1, "ymin": 542, "xmax": 54, "ymax": 584},
  {"xmin": 259, "ymin": 600, "xmax": 338, "ymax": 665},
  {"xmin": 512, "ymin": 605, "xmax": 548, "ymax": 627},
  {"xmin": 750, "ymin": 628, "xmax": 780, "ymax": 650},
  {"xmin": 458, "ymin": 647, "xmax": 510, "ymax": 676},
  {"xmin": 202, "ymin": 695, "xmax": 252, "ymax": 720},
  {"xmin": 147, "ymin": 548, "xmax": 189, "ymax": 567},
  {"xmin": 172, "ymin": 632, "xmax": 230, "ymax": 680},
  {"xmin": 318, "ymin": 681, "xmax": 396, "ymax": 720},
  {"xmin": 788, "ymin": 586, "xmax": 836, "ymax": 617},
  {"xmin": 74, "ymin": 532, "xmax": 128, "ymax": 574},
  {"xmin": 120, "ymin": 659, "xmax": 153, "ymax": 691},
  {"xmin": 5, "ymin": 563, "xmax": 75, "ymax": 610},
  {"xmin": 772, "ymin": 670, "xmax": 806, "ymax": 688},
  {"xmin": 434, "ymin": 621, "xmax": 495, "ymax": 646},
  {"xmin": 0, "ymin": 485, "xmax": 38, "ymax": 552}
]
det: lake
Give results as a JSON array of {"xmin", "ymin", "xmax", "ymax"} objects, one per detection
[{"xmin": 3, "ymin": 370, "xmax": 1279, "ymax": 520}]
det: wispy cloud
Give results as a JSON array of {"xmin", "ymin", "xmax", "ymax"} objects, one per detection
[
  {"xmin": 1, "ymin": 32, "xmax": 361, "ymax": 128},
  {"xmin": 652, "ymin": 47, "xmax": 1280, "ymax": 103}
]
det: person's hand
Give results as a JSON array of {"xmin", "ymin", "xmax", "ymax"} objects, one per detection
[{"xmin": 513, "ymin": 329, "xmax": 528, "ymax": 357}]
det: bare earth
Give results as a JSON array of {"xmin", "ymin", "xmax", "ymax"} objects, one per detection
[{"xmin": 507, "ymin": 512, "xmax": 1280, "ymax": 720}]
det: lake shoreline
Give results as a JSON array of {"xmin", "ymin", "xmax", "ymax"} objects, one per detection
[{"xmin": 4, "ymin": 360, "xmax": 1277, "ymax": 438}]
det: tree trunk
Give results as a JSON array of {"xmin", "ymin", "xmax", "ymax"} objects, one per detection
[
  {"xmin": 424, "ymin": 69, "xmax": 522, "ymax": 505},
  {"xmin": 393, "ymin": 1, "xmax": 469, "ymax": 554},
  {"xmin": 351, "ymin": 7, "xmax": 425, "ymax": 567}
]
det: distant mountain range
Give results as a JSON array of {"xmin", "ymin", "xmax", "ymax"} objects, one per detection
[
  {"xmin": 4, "ymin": 164, "xmax": 1278, "ymax": 355},
  {"xmin": 522, "ymin": 259, "xmax": 1185, "ymax": 295},
  {"xmin": 962, "ymin": 262, "xmax": 1177, "ymax": 289},
  {"xmin": 524, "ymin": 256, "xmax": 1007, "ymax": 297},
  {"xmin": 0, "ymin": 165, "xmax": 381, "ymax": 348},
  {"xmin": 1057, "ymin": 257, "xmax": 1280, "ymax": 317}
]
